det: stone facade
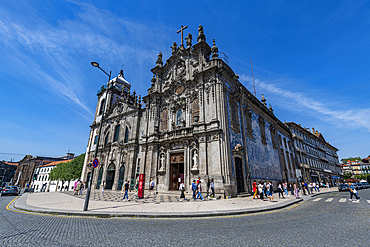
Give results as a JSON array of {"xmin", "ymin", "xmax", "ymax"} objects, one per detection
[
  {"xmin": 82, "ymin": 25, "xmax": 298, "ymax": 197},
  {"xmin": 285, "ymin": 122, "xmax": 341, "ymax": 185}
]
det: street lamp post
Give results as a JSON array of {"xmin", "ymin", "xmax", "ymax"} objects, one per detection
[{"xmin": 83, "ymin": 62, "xmax": 111, "ymax": 211}]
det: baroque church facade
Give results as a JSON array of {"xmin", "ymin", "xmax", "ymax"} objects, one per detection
[{"xmin": 81, "ymin": 25, "xmax": 298, "ymax": 197}]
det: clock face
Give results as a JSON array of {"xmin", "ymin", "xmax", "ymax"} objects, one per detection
[{"xmin": 175, "ymin": 86, "xmax": 184, "ymax": 95}]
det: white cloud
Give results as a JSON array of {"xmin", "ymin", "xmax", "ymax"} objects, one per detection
[
  {"xmin": 239, "ymin": 74, "xmax": 370, "ymax": 132},
  {"xmin": 0, "ymin": 2, "xmax": 165, "ymax": 116}
]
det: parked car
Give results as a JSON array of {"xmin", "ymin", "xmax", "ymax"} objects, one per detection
[
  {"xmin": 360, "ymin": 182, "xmax": 370, "ymax": 189},
  {"xmin": 338, "ymin": 184, "xmax": 349, "ymax": 191},
  {"xmin": 0, "ymin": 186, "xmax": 20, "ymax": 196}
]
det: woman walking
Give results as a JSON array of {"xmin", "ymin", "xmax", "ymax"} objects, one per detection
[
  {"xmin": 252, "ymin": 180, "xmax": 259, "ymax": 199},
  {"xmin": 258, "ymin": 181, "xmax": 264, "ymax": 200},
  {"xmin": 179, "ymin": 182, "xmax": 186, "ymax": 201},
  {"xmin": 294, "ymin": 183, "xmax": 300, "ymax": 199},
  {"xmin": 209, "ymin": 178, "xmax": 215, "ymax": 199}
]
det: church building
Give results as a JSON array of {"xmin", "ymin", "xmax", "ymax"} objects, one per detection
[{"xmin": 81, "ymin": 25, "xmax": 298, "ymax": 197}]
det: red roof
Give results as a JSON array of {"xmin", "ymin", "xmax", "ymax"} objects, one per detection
[{"xmin": 35, "ymin": 159, "xmax": 73, "ymax": 168}]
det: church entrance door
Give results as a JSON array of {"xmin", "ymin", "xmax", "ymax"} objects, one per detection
[
  {"xmin": 105, "ymin": 164, "xmax": 115, "ymax": 189},
  {"xmin": 235, "ymin": 157, "xmax": 245, "ymax": 193},
  {"xmin": 170, "ymin": 153, "xmax": 184, "ymax": 190}
]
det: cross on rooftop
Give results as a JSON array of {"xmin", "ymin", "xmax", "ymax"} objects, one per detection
[{"xmin": 177, "ymin": 25, "xmax": 188, "ymax": 49}]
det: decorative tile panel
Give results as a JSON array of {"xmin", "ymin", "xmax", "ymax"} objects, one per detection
[{"xmin": 245, "ymin": 111, "xmax": 283, "ymax": 181}]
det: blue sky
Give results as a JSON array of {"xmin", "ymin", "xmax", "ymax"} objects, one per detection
[{"xmin": 1, "ymin": 0, "xmax": 369, "ymax": 162}]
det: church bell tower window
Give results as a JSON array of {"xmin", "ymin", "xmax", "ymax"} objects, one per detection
[
  {"xmin": 176, "ymin": 109, "xmax": 183, "ymax": 126},
  {"xmin": 99, "ymin": 99, "xmax": 105, "ymax": 115},
  {"xmin": 124, "ymin": 126, "xmax": 129, "ymax": 143},
  {"xmin": 114, "ymin": 125, "xmax": 120, "ymax": 142}
]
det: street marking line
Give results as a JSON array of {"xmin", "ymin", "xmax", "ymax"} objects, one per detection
[
  {"xmin": 352, "ymin": 200, "xmax": 360, "ymax": 203},
  {"xmin": 325, "ymin": 198, "xmax": 334, "ymax": 202},
  {"xmin": 339, "ymin": 198, "xmax": 346, "ymax": 202},
  {"xmin": 313, "ymin": 198, "xmax": 322, "ymax": 202},
  {"xmin": 367, "ymin": 200, "xmax": 370, "ymax": 204}
]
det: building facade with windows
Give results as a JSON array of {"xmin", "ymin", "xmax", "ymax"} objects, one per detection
[
  {"xmin": 31, "ymin": 159, "xmax": 77, "ymax": 192},
  {"xmin": 81, "ymin": 25, "xmax": 298, "ymax": 197},
  {"xmin": 285, "ymin": 122, "xmax": 341, "ymax": 185}
]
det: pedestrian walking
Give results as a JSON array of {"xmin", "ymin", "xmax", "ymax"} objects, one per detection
[
  {"xmin": 267, "ymin": 181, "xmax": 274, "ymax": 202},
  {"xmin": 191, "ymin": 180, "xmax": 197, "ymax": 200},
  {"xmin": 122, "ymin": 180, "xmax": 130, "ymax": 201},
  {"xmin": 148, "ymin": 178, "xmax": 154, "ymax": 196},
  {"xmin": 283, "ymin": 182, "xmax": 289, "ymax": 197},
  {"xmin": 348, "ymin": 183, "xmax": 360, "ymax": 201},
  {"xmin": 278, "ymin": 181, "xmax": 285, "ymax": 199},
  {"xmin": 79, "ymin": 182, "xmax": 85, "ymax": 195},
  {"xmin": 294, "ymin": 183, "xmax": 300, "ymax": 199},
  {"xmin": 179, "ymin": 182, "xmax": 186, "ymax": 201},
  {"xmin": 101, "ymin": 181, "xmax": 105, "ymax": 194},
  {"xmin": 258, "ymin": 181, "xmax": 264, "ymax": 200},
  {"xmin": 76, "ymin": 181, "xmax": 82, "ymax": 195},
  {"xmin": 74, "ymin": 180, "xmax": 79, "ymax": 195},
  {"xmin": 301, "ymin": 182, "xmax": 307, "ymax": 195},
  {"xmin": 289, "ymin": 183, "xmax": 294, "ymax": 196},
  {"xmin": 263, "ymin": 181, "xmax": 268, "ymax": 198},
  {"xmin": 209, "ymin": 178, "xmax": 215, "ymax": 199},
  {"xmin": 196, "ymin": 181, "xmax": 204, "ymax": 200},
  {"xmin": 252, "ymin": 180, "xmax": 259, "ymax": 199},
  {"xmin": 312, "ymin": 182, "xmax": 317, "ymax": 192},
  {"xmin": 316, "ymin": 183, "xmax": 320, "ymax": 192}
]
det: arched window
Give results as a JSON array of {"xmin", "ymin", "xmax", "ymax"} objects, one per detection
[
  {"xmin": 124, "ymin": 126, "xmax": 129, "ymax": 143},
  {"xmin": 104, "ymin": 132, "xmax": 109, "ymax": 146},
  {"xmin": 99, "ymin": 99, "xmax": 105, "ymax": 115},
  {"xmin": 161, "ymin": 109, "xmax": 168, "ymax": 131},
  {"xmin": 114, "ymin": 125, "xmax": 120, "ymax": 142},
  {"xmin": 176, "ymin": 109, "xmax": 183, "ymax": 126}
]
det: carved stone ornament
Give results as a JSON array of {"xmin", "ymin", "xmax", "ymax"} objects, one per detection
[
  {"xmin": 191, "ymin": 149, "xmax": 198, "ymax": 171},
  {"xmin": 232, "ymin": 144, "xmax": 246, "ymax": 156}
]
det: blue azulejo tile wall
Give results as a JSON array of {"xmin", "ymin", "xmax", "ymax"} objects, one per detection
[{"xmin": 245, "ymin": 110, "xmax": 283, "ymax": 181}]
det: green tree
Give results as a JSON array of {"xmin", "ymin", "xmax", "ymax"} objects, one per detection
[
  {"xmin": 343, "ymin": 172, "xmax": 353, "ymax": 180},
  {"xmin": 49, "ymin": 153, "xmax": 85, "ymax": 191},
  {"xmin": 341, "ymin": 157, "xmax": 362, "ymax": 163}
]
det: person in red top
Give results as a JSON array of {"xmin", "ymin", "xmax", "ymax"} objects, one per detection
[{"xmin": 252, "ymin": 180, "xmax": 259, "ymax": 199}]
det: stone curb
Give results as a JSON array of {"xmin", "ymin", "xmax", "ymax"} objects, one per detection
[{"xmin": 12, "ymin": 190, "xmax": 335, "ymax": 218}]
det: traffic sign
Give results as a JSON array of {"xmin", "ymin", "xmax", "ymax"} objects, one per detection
[{"xmin": 92, "ymin": 158, "xmax": 99, "ymax": 168}]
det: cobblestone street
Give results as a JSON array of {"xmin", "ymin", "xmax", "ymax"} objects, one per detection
[{"xmin": 1, "ymin": 189, "xmax": 370, "ymax": 246}]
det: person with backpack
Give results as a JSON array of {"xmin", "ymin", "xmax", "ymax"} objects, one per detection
[
  {"xmin": 196, "ymin": 181, "xmax": 205, "ymax": 200},
  {"xmin": 179, "ymin": 182, "xmax": 186, "ymax": 201},
  {"xmin": 122, "ymin": 180, "xmax": 130, "ymax": 201},
  {"xmin": 348, "ymin": 182, "xmax": 360, "ymax": 201},
  {"xmin": 267, "ymin": 181, "xmax": 274, "ymax": 202},
  {"xmin": 191, "ymin": 180, "xmax": 197, "ymax": 200}
]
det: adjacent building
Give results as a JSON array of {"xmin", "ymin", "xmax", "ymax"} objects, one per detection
[
  {"xmin": 81, "ymin": 25, "xmax": 298, "ymax": 197},
  {"xmin": 343, "ymin": 160, "xmax": 370, "ymax": 176},
  {"xmin": 285, "ymin": 122, "xmax": 341, "ymax": 185},
  {"xmin": 14, "ymin": 153, "xmax": 74, "ymax": 188},
  {"xmin": 32, "ymin": 159, "xmax": 77, "ymax": 192},
  {"xmin": 0, "ymin": 161, "xmax": 18, "ymax": 185}
]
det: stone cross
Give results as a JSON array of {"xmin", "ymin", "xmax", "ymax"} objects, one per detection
[{"xmin": 177, "ymin": 25, "xmax": 188, "ymax": 49}]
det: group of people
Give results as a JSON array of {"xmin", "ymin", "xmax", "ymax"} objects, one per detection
[
  {"xmin": 73, "ymin": 180, "xmax": 84, "ymax": 195},
  {"xmin": 252, "ymin": 180, "xmax": 326, "ymax": 201},
  {"xmin": 252, "ymin": 180, "xmax": 275, "ymax": 202},
  {"xmin": 186, "ymin": 177, "xmax": 215, "ymax": 201}
]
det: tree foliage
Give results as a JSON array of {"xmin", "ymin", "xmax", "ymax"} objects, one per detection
[
  {"xmin": 49, "ymin": 153, "xmax": 85, "ymax": 182},
  {"xmin": 341, "ymin": 157, "xmax": 362, "ymax": 163},
  {"xmin": 342, "ymin": 172, "xmax": 353, "ymax": 180}
]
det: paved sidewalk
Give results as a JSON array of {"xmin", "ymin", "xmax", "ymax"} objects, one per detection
[{"xmin": 13, "ymin": 188, "xmax": 334, "ymax": 218}]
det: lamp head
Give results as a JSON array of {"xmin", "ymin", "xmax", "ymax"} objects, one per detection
[{"xmin": 91, "ymin": 62, "xmax": 99, "ymax": 67}]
